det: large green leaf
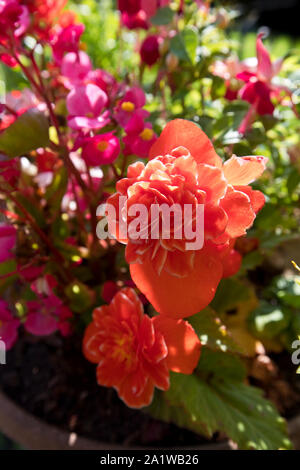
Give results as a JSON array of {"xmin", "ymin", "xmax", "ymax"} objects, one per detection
[
  {"xmin": 148, "ymin": 373, "xmax": 292, "ymax": 450},
  {"xmin": 210, "ymin": 278, "xmax": 250, "ymax": 313},
  {"xmin": 0, "ymin": 109, "xmax": 49, "ymax": 157},
  {"xmin": 182, "ymin": 27, "xmax": 198, "ymax": 64},
  {"xmin": 189, "ymin": 307, "xmax": 241, "ymax": 353},
  {"xmin": 197, "ymin": 348, "xmax": 247, "ymax": 382},
  {"xmin": 170, "ymin": 33, "xmax": 190, "ymax": 62},
  {"xmin": 151, "ymin": 6, "xmax": 174, "ymax": 25},
  {"xmin": 248, "ymin": 302, "xmax": 292, "ymax": 340}
]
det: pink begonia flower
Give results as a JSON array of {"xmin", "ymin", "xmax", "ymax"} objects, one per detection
[
  {"xmin": 123, "ymin": 120, "xmax": 157, "ymax": 158},
  {"xmin": 0, "ymin": 1, "xmax": 29, "ymax": 66},
  {"xmin": 67, "ymin": 84, "xmax": 110, "ymax": 130},
  {"xmin": 0, "ymin": 0, "xmax": 29, "ymax": 42},
  {"xmin": 114, "ymin": 86, "xmax": 149, "ymax": 128},
  {"xmin": 0, "ymin": 300, "xmax": 20, "ymax": 350},
  {"xmin": 51, "ymin": 23, "xmax": 85, "ymax": 64},
  {"xmin": 0, "ymin": 158, "xmax": 20, "ymax": 187},
  {"xmin": 101, "ymin": 281, "xmax": 119, "ymax": 303},
  {"xmin": 140, "ymin": 35, "xmax": 161, "ymax": 66},
  {"xmin": 0, "ymin": 53, "xmax": 17, "ymax": 67},
  {"xmin": 81, "ymin": 133, "xmax": 120, "ymax": 166},
  {"xmin": 118, "ymin": 0, "xmax": 170, "ymax": 29},
  {"xmin": 31, "ymin": 274, "xmax": 58, "ymax": 297},
  {"xmin": 25, "ymin": 295, "xmax": 73, "ymax": 337},
  {"xmin": 118, "ymin": 0, "xmax": 148, "ymax": 29},
  {"xmin": 211, "ymin": 57, "xmax": 257, "ymax": 101},
  {"xmin": 236, "ymin": 33, "xmax": 289, "ymax": 132},
  {"xmin": 6, "ymin": 89, "xmax": 38, "ymax": 112},
  {"xmin": 86, "ymin": 69, "xmax": 117, "ymax": 98},
  {"xmin": 61, "ymin": 51, "xmax": 92, "ymax": 86},
  {"xmin": 0, "ymin": 224, "xmax": 16, "ymax": 263},
  {"xmin": 18, "ymin": 265, "xmax": 44, "ymax": 282}
]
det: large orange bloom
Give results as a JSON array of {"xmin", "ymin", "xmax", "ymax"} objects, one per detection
[
  {"xmin": 83, "ymin": 288, "xmax": 201, "ymax": 408},
  {"xmin": 106, "ymin": 119, "xmax": 266, "ymax": 318}
]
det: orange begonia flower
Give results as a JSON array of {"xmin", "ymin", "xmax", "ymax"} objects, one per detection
[
  {"xmin": 106, "ymin": 119, "xmax": 266, "ymax": 318},
  {"xmin": 83, "ymin": 288, "xmax": 201, "ymax": 408}
]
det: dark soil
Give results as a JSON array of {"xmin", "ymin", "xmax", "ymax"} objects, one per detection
[
  {"xmin": 0, "ymin": 332, "xmax": 213, "ymax": 447},
  {"xmin": 1, "ymin": 329, "xmax": 300, "ymax": 447}
]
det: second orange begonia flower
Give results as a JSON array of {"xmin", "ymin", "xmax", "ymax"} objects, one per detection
[{"xmin": 83, "ymin": 288, "xmax": 201, "ymax": 408}]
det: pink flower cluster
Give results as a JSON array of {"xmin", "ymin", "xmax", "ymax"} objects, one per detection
[
  {"xmin": 52, "ymin": 23, "xmax": 157, "ymax": 165},
  {"xmin": 0, "ymin": 225, "xmax": 73, "ymax": 349},
  {"xmin": 117, "ymin": 0, "xmax": 170, "ymax": 30},
  {"xmin": 212, "ymin": 33, "xmax": 292, "ymax": 133}
]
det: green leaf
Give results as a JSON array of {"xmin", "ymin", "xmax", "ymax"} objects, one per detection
[
  {"xmin": 211, "ymin": 76, "xmax": 226, "ymax": 100},
  {"xmin": 210, "ymin": 278, "xmax": 250, "ymax": 313},
  {"xmin": 248, "ymin": 302, "xmax": 292, "ymax": 340},
  {"xmin": 287, "ymin": 170, "xmax": 300, "ymax": 195},
  {"xmin": 170, "ymin": 33, "xmax": 190, "ymax": 62},
  {"xmin": 151, "ymin": 6, "xmax": 174, "ymax": 25},
  {"xmin": 148, "ymin": 373, "xmax": 292, "ymax": 450},
  {"xmin": 182, "ymin": 27, "xmax": 198, "ymax": 64},
  {"xmin": 198, "ymin": 348, "xmax": 247, "ymax": 382},
  {"xmin": 0, "ymin": 109, "xmax": 49, "ymax": 157},
  {"xmin": 241, "ymin": 250, "xmax": 263, "ymax": 271},
  {"xmin": 189, "ymin": 307, "xmax": 241, "ymax": 353}
]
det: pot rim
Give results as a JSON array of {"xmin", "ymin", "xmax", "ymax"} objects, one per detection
[{"xmin": 0, "ymin": 388, "xmax": 299, "ymax": 450}]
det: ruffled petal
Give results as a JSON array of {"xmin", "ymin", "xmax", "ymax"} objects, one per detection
[
  {"xmin": 234, "ymin": 185, "xmax": 265, "ymax": 214},
  {"xmin": 149, "ymin": 119, "xmax": 222, "ymax": 168},
  {"xmin": 219, "ymin": 188, "xmax": 256, "ymax": 238},
  {"xmin": 117, "ymin": 375, "xmax": 155, "ymax": 408},
  {"xmin": 197, "ymin": 164, "xmax": 227, "ymax": 203},
  {"xmin": 82, "ymin": 322, "xmax": 103, "ymax": 364},
  {"xmin": 223, "ymin": 155, "xmax": 267, "ymax": 185},
  {"xmin": 204, "ymin": 204, "xmax": 228, "ymax": 240}
]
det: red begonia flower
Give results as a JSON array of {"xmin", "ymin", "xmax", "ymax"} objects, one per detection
[
  {"xmin": 83, "ymin": 288, "xmax": 201, "ymax": 408},
  {"xmin": 106, "ymin": 120, "xmax": 266, "ymax": 318}
]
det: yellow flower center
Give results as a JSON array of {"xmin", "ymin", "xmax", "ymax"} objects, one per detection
[
  {"xmin": 121, "ymin": 101, "xmax": 135, "ymax": 112},
  {"xmin": 140, "ymin": 128, "xmax": 154, "ymax": 141},
  {"xmin": 97, "ymin": 141, "xmax": 109, "ymax": 152},
  {"xmin": 112, "ymin": 333, "xmax": 135, "ymax": 368}
]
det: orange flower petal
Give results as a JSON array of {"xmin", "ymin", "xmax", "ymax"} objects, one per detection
[
  {"xmin": 221, "ymin": 248, "xmax": 242, "ymax": 278},
  {"xmin": 149, "ymin": 119, "xmax": 222, "ymax": 168},
  {"xmin": 204, "ymin": 204, "xmax": 228, "ymax": 240},
  {"xmin": 219, "ymin": 188, "xmax": 256, "ymax": 239},
  {"xmin": 223, "ymin": 155, "xmax": 267, "ymax": 186},
  {"xmin": 130, "ymin": 246, "xmax": 223, "ymax": 318},
  {"xmin": 118, "ymin": 375, "xmax": 155, "ymax": 409},
  {"xmin": 197, "ymin": 164, "xmax": 227, "ymax": 203},
  {"xmin": 153, "ymin": 316, "xmax": 201, "ymax": 374},
  {"xmin": 97, "ymin": 358, "xmax": 132, "ymax": 389},
  {"xmin": 82, "ymin": 322, "xmax": 103, "ymax": 364},
  {"xmin": 234, "ymin": 185, "xmax": 265, "ymax": 214}
]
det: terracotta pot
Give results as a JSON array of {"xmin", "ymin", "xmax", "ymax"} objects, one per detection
[{"xmin": 0, "ymin": 389, "xmax": 299, "ymax": 450}]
